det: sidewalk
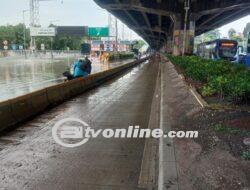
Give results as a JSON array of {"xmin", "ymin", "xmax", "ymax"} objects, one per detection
[
  {"xmin": 158, "ymin": 57, "xmax": 250, "ymax": 190},
  {"xmin": 158, "ymin": 58, "xmax": 201, "ymax": 190}
]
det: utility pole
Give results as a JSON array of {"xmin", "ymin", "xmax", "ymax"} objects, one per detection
[
  {"xmin": 108, "ymin": 13, "xmax": 111, "ymax": 52},
  {"xmin": 23, "ymin": 9, "xmax": 29, "ymax": 58},
  {"xmin": 122, "ymin": 24, "xmax": 124, "ymax": 41},
  {"xmin": 182, "ymin": 0, "xmax": 190, "ymax": 56},
  {"xmin": 30, "ymin": 0, "xmax": 39, "ymax": 49},
  {"xmin": 29, "ymin": 0, "xmax": 56, "ymax": 50},
  {"xmin": 115, "ymin": 18, "xmax": 118, "ymax": 52}
]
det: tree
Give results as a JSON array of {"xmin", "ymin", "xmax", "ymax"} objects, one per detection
[
  {"xmin": 228, "ymin": 28, "xmax": 236, "ymax": 39},
  {"xmin": 0, "ymin": 24, "xmax": 84, "ymax": 50},
  {"xmin": 227, "ymin": 28, "xmax": 244, "ymax": 43},
  {"xmin": 0, "ymin": 24, "xmax": 30, "ymax": 49},
  {"xmin": 195, "ymin": 29, "xmax": 221, "ymax": 45},
  {"xmin": 243, "ymin": 23, "xmax": 250, "ymax": 38},
  {"xmin": 232, "ymin": 33, "xmax": 244, "ymax": 43},
  {"xmin": 132, "ymin": 40, "xmax": 146, "ymax": 49},
  {"xmin": 205, "ymin": 29, "xmax": 221, "ymax": 41}
]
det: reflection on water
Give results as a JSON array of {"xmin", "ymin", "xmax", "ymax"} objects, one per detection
[{"xmin": 0, "ymin": 56, "xmax": 134, "ymax": 102}]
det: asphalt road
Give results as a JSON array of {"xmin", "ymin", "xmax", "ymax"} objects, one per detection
[{"xmin": 0, "ymin": 59, "xmax": 158, "ymax": 190}]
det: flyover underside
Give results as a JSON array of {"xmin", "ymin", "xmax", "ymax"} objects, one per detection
[{"xmin": 94, "ymin": 0, "xmax": 250, "ymax": 52}]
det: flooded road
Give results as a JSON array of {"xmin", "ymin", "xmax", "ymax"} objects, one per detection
[
  {"xmin": 0, "ymin": 56, "xmax": 134, "ymax": 102},
  {"xmin": 0, "ymin": 59, "xmax": 157, "ymax": 190}
]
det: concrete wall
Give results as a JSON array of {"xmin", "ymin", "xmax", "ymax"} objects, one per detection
[{"xmin": 0, "ymin": 57, "xmax": 149, "ymax": 132}]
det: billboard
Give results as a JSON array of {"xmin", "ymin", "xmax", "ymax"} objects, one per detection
[
  {"xmin": 88, "ymin": 27, "xmax": 109, "ymax": 37},
  {"xmin": 56, "ymin": 26, "xmax": 88, "ymax": 36},
  {"xmin": 30, "ymin": 27, "xmax": 56, "ymax": 37}
]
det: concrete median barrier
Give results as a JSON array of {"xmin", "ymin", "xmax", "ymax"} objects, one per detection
[
  {"xmin": 0, "ymin": 100, "xmax": 16, "ymax": 131},
  {"xmin": 10, "ymin": 94, "xmax": 34, "ymax": 123},
  {"xmin": 0, "ymin": 57, "xmax": 150, "ymax": 132},
  {"xmin": 46, "ymin": 83, "xmax": 65, "ymax": 105},
  {"xmin": 30, "ymin": 89, "xmax": 49, "ymax": 113},
  {"xmin": 61, "ymin": 78, "xmax": 84, "ymax": 99}
]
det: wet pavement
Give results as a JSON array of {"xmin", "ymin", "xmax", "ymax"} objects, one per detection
[
  {"xmin": 0, "ymin": 59, "xmax": 158, "ymax": 190},
  {"xmin": 0, "ymin": 56, "xmax": 134, "ymax": 102}
]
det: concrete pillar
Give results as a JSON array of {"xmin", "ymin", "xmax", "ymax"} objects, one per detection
[
  {"xmin": 172, "ymin": 18, "xmax": 195, "ymax": 55},
  {"xmin": 173, "ymin": 20, "xmax": 182, "ymax": 56},
  {"xmin": 166, "ymin": 36, "xmax": 173, "ymax": 54},
  {"xmin": 186, "ymin": 20, "xmax": 195, "ymax": 55}
]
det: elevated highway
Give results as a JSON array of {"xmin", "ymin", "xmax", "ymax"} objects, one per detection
[{"xmin": 94, "ymin": 0, "xmax": 250, "ymax": 54}]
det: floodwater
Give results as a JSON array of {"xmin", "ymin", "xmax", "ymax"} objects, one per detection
[{"xmin": 0, "ymin": 55, "xmax": 134, "ymax": 102}]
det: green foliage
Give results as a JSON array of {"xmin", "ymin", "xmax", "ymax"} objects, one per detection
[
  {"xmin": 211, "ymin": 124, "xmax": 241, "ymax": 134},
  {"xmin": 195, "ymin": 29, "xmax": 221, "ymax": 45},
  {"xmin": 109, "ymin": 52, "xmax": 134, "ymax": 61},
  {"xmin": 201, "ymin": 85, "xmax": 216, "ymax": 97},
  {"xmin": 0, "ymin": 24, "xmax": 30, "ymax": 49},
  {"xmin": 168, "ymin": 55, "xmax": 250, "ymax": 102},
  {"xmin": 228, "ymin": 28, "xmax": 244, "ymax": 42},
  {"xmin": 132, "ymin": 40, "xmax": 146, "ymax": 50},
  {"xmin": 0, "ymin": 24, "xmax": 83, "ymax": 50},
  {"xmin": 36, "ymin": 35, "xmax": 84, "ymax": 50},
  {"xmin": 241, "ymin": 150, "xmax": 250, "ymax": 160}
]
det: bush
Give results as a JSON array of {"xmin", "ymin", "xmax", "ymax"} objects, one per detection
[
  {"xmin": 109, "ymin": 52, "xmax": 134, "ymax": 61},
  {"xmin": 168, "ymin": 55, "xmax": 250, "ymax": 102},
  {"xmin": 201, "ymin": 85, "xmax": 216, "ymax": 97},
  {"xmin": 241, "ymin": 150, "xmax": 250, "ymax": 160}
]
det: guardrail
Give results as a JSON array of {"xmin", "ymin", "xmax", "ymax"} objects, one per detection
[
  {"xmin": 0, "ymin": 50, "xmax": 81, "ymax": 59},
  {"xmin": 0, "ymin": 57, "xmax": 150, "ymax": 132}
]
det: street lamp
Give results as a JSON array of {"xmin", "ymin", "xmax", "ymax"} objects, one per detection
[{"xmin": 23, "ymin": 9, "xmax": 29, "ymax": 58}]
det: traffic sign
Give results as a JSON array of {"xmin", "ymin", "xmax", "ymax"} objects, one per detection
[{"xmin": 88, "ymin": 27, "xmax": 109, "ymax": 37}]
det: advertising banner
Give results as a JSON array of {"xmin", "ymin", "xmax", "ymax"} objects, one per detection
[{"xmin": 30, "ymin": 27, "xmax": 56, "ymax": 37}]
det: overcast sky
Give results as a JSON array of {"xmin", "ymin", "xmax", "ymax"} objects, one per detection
[{"xmin": 0, "ymin": 0, "xmax": 249, "ymax": 39}]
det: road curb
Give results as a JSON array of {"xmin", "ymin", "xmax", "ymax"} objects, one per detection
[
  {"xmin": 138, "ymin": 60, "xmax": 160, "ymax": 189},
  {"xmin": 158, "ymin": 61, "xmax": 179, "ymax": 190}
]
